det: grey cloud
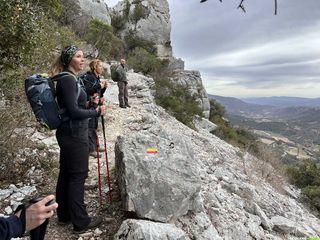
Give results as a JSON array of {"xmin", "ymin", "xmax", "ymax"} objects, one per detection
[{"xmin": 168, "ymin": 0, "xmax": 320, "ymax": 96}]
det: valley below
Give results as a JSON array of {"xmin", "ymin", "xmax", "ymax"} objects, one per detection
[{"xmin": 210, "ymin": 95, "xmax": 320, "ymax": 164}]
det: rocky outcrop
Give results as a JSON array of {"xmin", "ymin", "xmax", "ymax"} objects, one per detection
[
  {"xmin": 168, "ymin": 57, "xmax": 185, "ymax": 71},
  {"xmin": 115, "ymin": 128, "xmax": 201, "ymax": 222},
  {"xmin": 62, "ymin": 0, "xmax": 111, "ymax": 34},
  {"xmin": 114, "ymin": 219, "xmax": 188, "ymax": 240},
  {"xmin": 114, "ymin": 71, "xmax": 320, "ymax": 239},
  {"xmin": 112, "ymin": 0, "xmax": 172, "ymax": 58},
  {"xmin": 171, "ymin": 70, "xmax": 211, "ymax": 119}
]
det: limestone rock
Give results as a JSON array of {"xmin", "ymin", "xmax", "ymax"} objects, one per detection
[
  {"xmin": 61, "ymin": 0, "xmax": 111, "ymax": 35},
  {"xmin": 193, "ymin": 116, "xmax": 217, "ymax": 134},
  {"xmin": 171, "ymin": 70, "xmax": 210, "ymax": 119},
  {"xmin": 114, "ymin": 219, "xmax": 188, "ymax": 240},
  {"xmin": 112, "ymin": 0, "xmax": 171, "ymax": 58},
  {"xmin": 115, "ymin": 128, "xmax": 201, "ymax": 222},
  {"xmin": 271, "ymin": 215, "xmax": 314, "ymax": 237},
  {"xmin": 254, "ymin": 203, "xmax": 273, "ymax": 230}
]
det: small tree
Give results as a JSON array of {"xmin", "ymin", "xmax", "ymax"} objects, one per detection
[
  {"xmin": 124, "ymin": 31, "xmax": 157, "ymax": 55},
  {"xmin": 287, "ymin": 161, "xmax": 320, "ymax": 211},
  {"xmin": 127, "ymin": 47, "xmax": 159, "ymax": 75},
  {"xmin": 130, "ymin": 0, "xmax": 149, "ymax": 27},
  {"xmin": 111, "ymin": 10, "xmax": 127, "ymax": 35},
  {"xmin": 85, "ymin": 19, "xmax": 114, "ymax": 59},
  {"xmin": 154, "ymin": 78, "xmax": 203, "ymax": 129}
]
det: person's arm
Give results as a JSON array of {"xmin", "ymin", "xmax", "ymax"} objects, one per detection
[
  {"xmin": 0, "ymin": 195, "xmax": 58, "ymax": 240},
  {"xmin": 23, "ymin": 195, "xmax": 58, "ymax": 231},
  {"xmin": 0, "ymin": 215, "xmax": 23, "ymax": 240},
  {"xmin": 84, "ymin": 73, "xmax": 101, "ymax": 96},
  {"xmin": 100, "ymin": 80, "xmax": 107, "ymax": 97},
  {"xmin": 60, "ymin": 75, "xmax": 100, "ymax": 119}
]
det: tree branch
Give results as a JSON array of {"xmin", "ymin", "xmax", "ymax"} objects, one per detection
[
  {"xmin": 200, "ymin": 0, "xmax": 278, "ymax": 15},
  {"xmin": 237, "ymin": 0, "xmax": 246, "ymax": 13}
]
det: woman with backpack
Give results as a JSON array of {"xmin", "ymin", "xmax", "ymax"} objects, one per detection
[
  {"xmin": 50, "ymin": 45, "xmax": 105, "ymax": 234},
  {"xmin": 83, "ymin": 59, "xmax": 108, "ymax": 158}
]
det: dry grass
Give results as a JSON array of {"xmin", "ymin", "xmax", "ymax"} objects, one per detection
[{"xmin": 241, "ymin": 142, "xmax": 288, "ymax": 193}]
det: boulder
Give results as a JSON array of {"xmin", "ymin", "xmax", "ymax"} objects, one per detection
[
  {"xmin": 115, "ymin": 127, "xmax": 201, "ymax": 222},
  {"xmin": 171, "ymin": 70, "xmax": 210, "ymax": 119},
  {"xmin": 112, "ymin": 0, "xmax": 171, "ymax": 58},
  {"xmin": 114, "ymin": 219, "xmax": 188, "ymax": 240}
]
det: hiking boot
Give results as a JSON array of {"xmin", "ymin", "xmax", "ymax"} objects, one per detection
[
  {"xmin": 119, "ymin": 105, "xmax": 126, "ymax": 108},
  {"xmin": 73, "ymin": 216, "xmax": 103, "ymax": 234},
  {"xmin": 125, "ymin": 104, "xmax": 131, "ymax": 108},
  {"xmin": 89, "ymin": 152, "xmax": 101, "ymax": 158}
]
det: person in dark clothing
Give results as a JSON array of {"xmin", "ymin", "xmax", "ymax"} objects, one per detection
[
  {"xmin": 116, "ymin": 58, "xmax": 130, "ymax": 108},
  {"xmin": 83, "ymin": 59, "xmax": 107, "ymax": 158},
  {"xmin": 50, "ymin": 45, "xmax": 105, "ymax": 234},
  {"xmin": 0, "ymin": 195, "xmax": 58, "ymax": 240}
]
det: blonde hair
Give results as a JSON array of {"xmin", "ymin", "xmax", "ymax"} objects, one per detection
[
  {"xmin": 49, "ymin": 55, "xmax": 64, "ymax": 77},
  {"xmin": 89, "ymin": 59, "xmax": 102, "ymax": 72},
  {"xmin": 49, "ymin": 45, "xmax": 80, "ymax": 76}
]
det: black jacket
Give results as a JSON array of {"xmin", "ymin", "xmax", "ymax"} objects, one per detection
[
  {"xmin": 55, "ymin": 70, "xmax": 99, "ymax": 120},
  {"xmin": 0, "ymin": 216, "xmax": 23, "ymax": 240},
  {"xmin": 83, "ymin": 71, "xmax": 106, "ymax": 99}
]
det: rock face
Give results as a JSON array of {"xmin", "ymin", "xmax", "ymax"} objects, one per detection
[
  {"xmin": 112, "ymin": 0, "xmax": 172, "ymax": 58},
  {"xmin": 62, "ymin": 0, "xmax": 111, "ymax": 34},
  {"xmin": 114, "ymin": 71, "xmax": 320, "ymax": 239},
  {"xmin": 114, "ymin": 219, "xmax": 188, "ymax": 240},
  {"xmin": 115, "ymin": 128, "xmax": 201, "ymax": 222},
  {"xmin": 171, "ymin": 70, "xmax": 211, "ymax": 119}
]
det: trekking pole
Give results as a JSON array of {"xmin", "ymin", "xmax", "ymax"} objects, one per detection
[
  {"xmin": 95, "ymin": 136, "xmax": 102, "ymax": 205},
  {"xmin": 101, "ymin": 115, "xmax": 112, "ymax": 204}
]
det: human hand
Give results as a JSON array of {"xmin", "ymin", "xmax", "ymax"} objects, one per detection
[
  {"xmin": 96, "ymin": 105, "xmax": 106, "ymax": 115},
  {"xmin": 99, "ymin": 97, "xmax": 105, "ymax": 105},
  {"xmin": 91, "ymin": 93, "xmax": 100, "ymax": 105},
  {"xmin": 15, "ymin": 195, "xmax": 58, "ymax": 231},
  {"xmin": 100, "ymin": 79, "xmax": 107, "ymax": 89}
]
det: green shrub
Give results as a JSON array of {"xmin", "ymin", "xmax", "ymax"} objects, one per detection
[
  {"xmin": 30, "ymin": 0, "xmax": 63, "ymax": 19},
  {"xmin": 302, "ymin": 186, "xmax": 320, "ymax": 211},
  {"xmin": 84, "ymin": 19, "xmax": 114, "ymax": 59},
  {"xmin": 287, "ymin": 161, "xmax": 320, "ymax": 188},
  {"xmin": 123, "ymin": 0, "xmax": 131, "ymax": 19},
  {"xmin": 287, "ymin": 161, "xmax": 320, "ymax": 211},
  {"xmin": 127, "ymin": 47, "xmax": 160, "ymax": 75},
  {"xmin": 209, "ymin": 99, "xmax": 225, "ymax": 120},
  {"xmin": 0, "ymin": 0, "xmax": 44, "ymax": 72},
  {"xmin": 130, "ymin": 0, "xmax": 149, "ymax": 25},
  {"xmin": 0, "ymin": 0, "xmax": 79, "ymax": 184},
  {"xmin": 111, "ymin": 11, "xmax": 127, "ymax": 34},
  {"xmin": 154, "ymin": 78, "xmax": 203, "ymax": 128},
  {"xmin": 124, "ymin": 31, "xmax": 157, "ymax": 54}
]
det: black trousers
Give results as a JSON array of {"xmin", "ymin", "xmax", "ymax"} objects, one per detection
[
  {"xmin": 117, "ymin": 81, "xmax": 128, "ymax": 107},
  {"xmin": 55, "ymin": 121, "xmax": 91, "ymax": 230}
]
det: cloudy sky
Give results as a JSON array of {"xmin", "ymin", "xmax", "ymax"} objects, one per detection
[{"xmin": 106, "ymin": 0, "xmax": 320, "ymax": 98}]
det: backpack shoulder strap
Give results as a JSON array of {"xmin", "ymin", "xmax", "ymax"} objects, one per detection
[{"xmin": 51, "ymin": 72, "xmax": 82, "ymax": 99}]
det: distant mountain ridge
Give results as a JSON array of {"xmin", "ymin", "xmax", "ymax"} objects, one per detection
[
  {"xmin": 208, "ymin": 94, "xmax": 320, "ymax": 122},
  {"xmin": 208, "ymin": 94, "xmax": 275, "ymax": 116},
  {"xmin": 242, "ymin": 96, "xmax": 320, "ymax": 107}
]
